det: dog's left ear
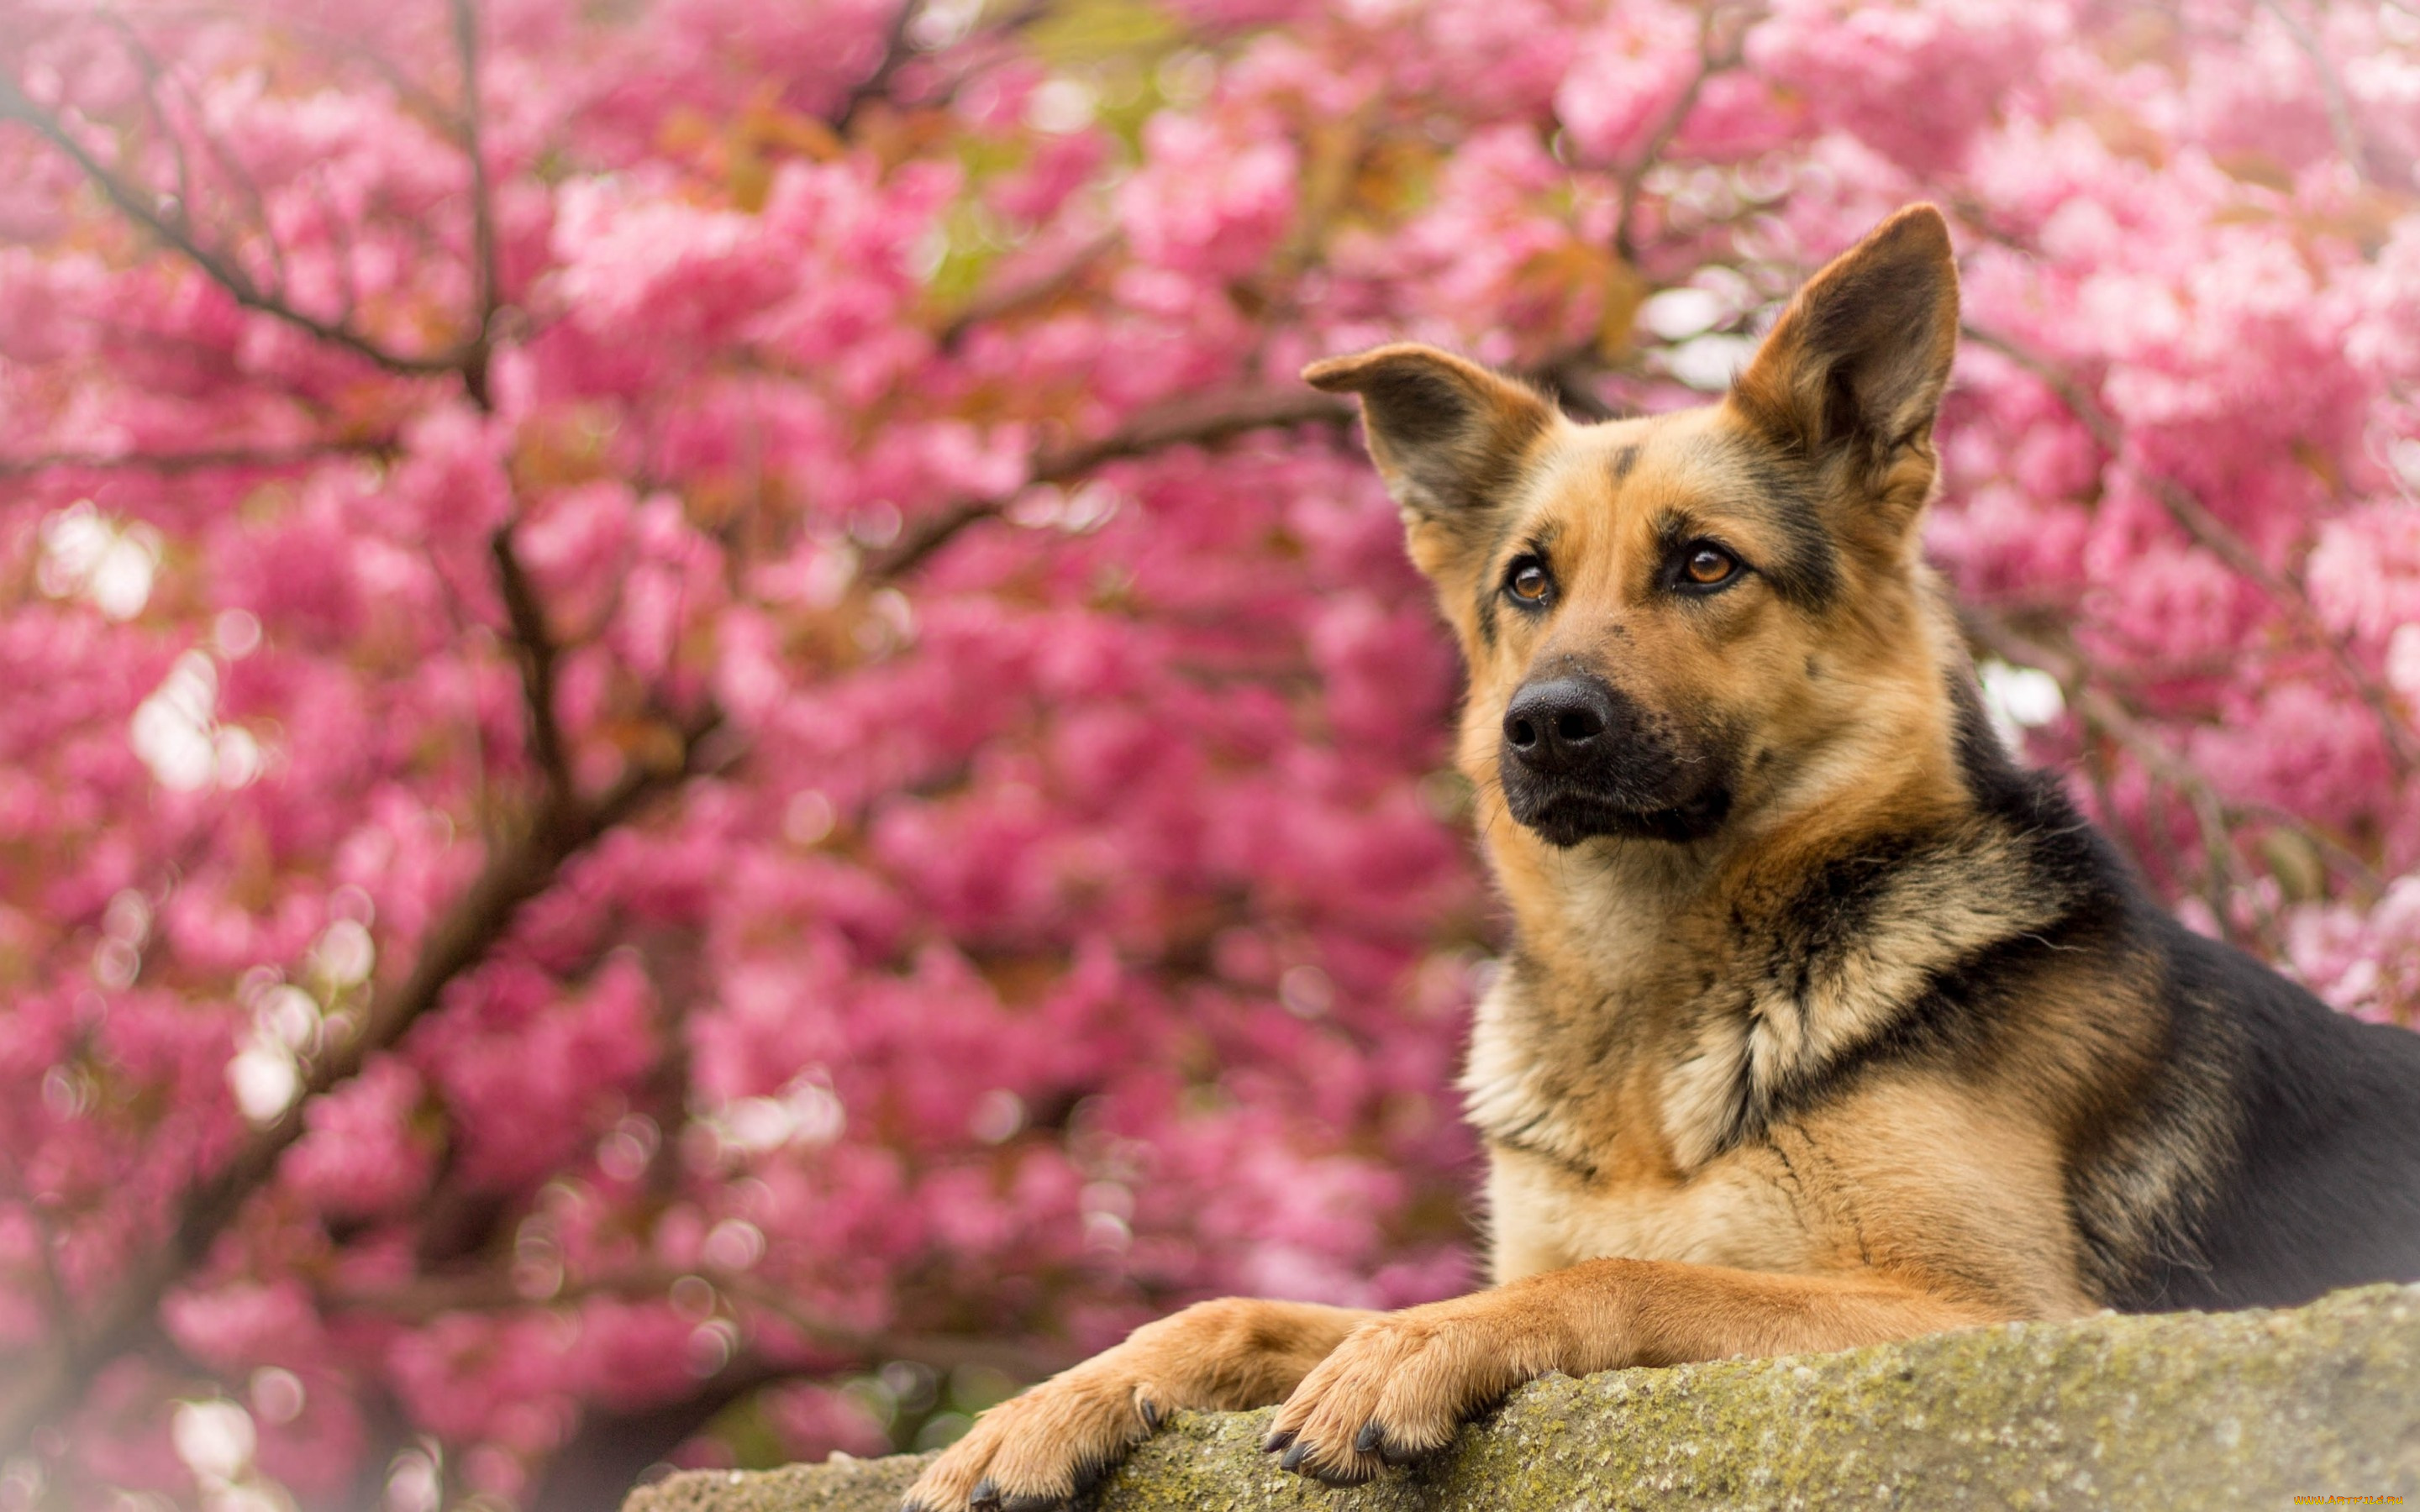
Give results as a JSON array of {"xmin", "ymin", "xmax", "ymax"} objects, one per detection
[
  {"xmin": 1302, "ymin": 344, "xmax": 1555, "ymax": 527},
  {"xmin": 1728, "ymin": 204, "xmax": 1959, "ymax": 517}
]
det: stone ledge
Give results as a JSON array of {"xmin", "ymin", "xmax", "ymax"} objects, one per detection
[{"xmin": 626, "ymin": 1284, "xmax": 2420, "ymax": 1512}]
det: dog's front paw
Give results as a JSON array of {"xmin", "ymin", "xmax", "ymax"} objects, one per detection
[
  {"xmin": 1260, "ymin": 1299, "xmax": 1528, "ymax": 1487},
  {"xmin": 900, "ymin": 1370, "xmax": 1165, "ymax": 1512}
]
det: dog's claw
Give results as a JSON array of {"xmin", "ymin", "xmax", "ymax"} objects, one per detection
[
  {"xmin": 1260, "ymin": 1425, "xmax": 1296, "ymax": 1454},
  {"xmin": 1279, "ymin": 1440, "xmax": 1313, "ymax": 1473},
  {"xmin": 968, "ymin": 1477, "xmax": 1000, "ymax": 1509},
  {"xmin": 1138, "ymin": 1399, "xmax": 1161, "ymax": 1431},
  {"xmin": 1352, "ymin": 1421, "xmax": 1384, "ymax": 1456}
]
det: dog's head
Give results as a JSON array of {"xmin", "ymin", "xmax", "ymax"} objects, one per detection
[{"xmin": 1306, "ymin": 205, "xmax": 1964, "ymax": 855}]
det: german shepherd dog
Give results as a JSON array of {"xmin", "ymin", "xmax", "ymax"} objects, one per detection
[{"xmin": 903, "ymin": 204, "xmax": 2420, "ymax": 1512}]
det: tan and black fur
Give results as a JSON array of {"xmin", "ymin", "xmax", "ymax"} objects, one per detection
[{"xmin": 904, "ymin": 204, "xmax": 2420, "ymax": 1512}]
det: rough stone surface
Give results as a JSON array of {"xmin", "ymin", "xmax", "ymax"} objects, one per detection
[{"xmin": 624, "ymin": 1284, "xmax": 2420, "ymax": 1512}]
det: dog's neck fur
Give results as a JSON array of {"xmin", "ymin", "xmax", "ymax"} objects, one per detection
[{"xmin": 1460, "ymin": 579, "xmax": 2075, "ymax": 1178}]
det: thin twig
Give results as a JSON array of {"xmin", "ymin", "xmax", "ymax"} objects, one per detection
[
  {"xmin": 2257, "ymin": 0, "xmax": 2372, "ymax": 184},
  {"xmin": 101, "ymin": 15, "xmax": 197, "ymax": 238},
  {"xmin": 450, "ymin": 0, "xmax": 499, "ymax": 405},
  {"xmin": 129, "ymin": 22, "xmax": 294, "ymax": 300},
  {"xmin": 107, "ymin": 13, "xmax": 287, "ymax": 297},
  {"xmin": 0, "ymin": 71, "xmax": 470, "ymax": 379}
]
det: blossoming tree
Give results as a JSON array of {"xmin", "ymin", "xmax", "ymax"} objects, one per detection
[{"xmin": 2, "ymin": 0, "xmax": 2414, "ymax": 1508}]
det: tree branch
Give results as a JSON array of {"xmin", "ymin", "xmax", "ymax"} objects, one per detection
[
  {"xmin": 450, "ymin": 0, "xmax": 499, "ymax": 406},
  {"xmin": 830, "ymin": 0, "xmax": 921, "ymax": 135},
  {"xmin": 0, "ymin": 71, "xmax": 472, "ymax": 381},
  {"xmin": 490, "ymin": 527, "xmax": 572, "ymax": 798},
  {"xmin": 528, "ymin": 1357, "xmax": 792, "ymax": 1512},
  {"xmin": 936, "ymin": 232, "xmax": 1121, "ymax": 354},
  {"xmin": 0, "ymin": 11, "xmax": 717, "ymax": 1462},
  {"xmin": 0, "ymin": 711, "xmax": 723, "ymax": 1457},
  {"xmin": 1612, "ymin": 7, "xmax": 1760, "ymax": 267},
  {"xmin": 0, "ymin": 441, "xmax": 397, "ymax": 478},
  {"xmin": 1964, "ymin": 323, "xmax": 2419, "ymax": 779},
  {"xmin": 867, "ymin": 384, "xmax": 1354, "ymax": 584}
]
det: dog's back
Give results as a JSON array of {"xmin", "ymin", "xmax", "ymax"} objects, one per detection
[
  {"xmin": 1949, "ymin": 685, "xmax": 2420, "ymax": 1310},
  {"xmin": 2128, "ymin": 916, "xmax": 2420, "ymax": 1308}
]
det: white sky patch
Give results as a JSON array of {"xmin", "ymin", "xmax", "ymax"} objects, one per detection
[
  {"xmin": 910, "ymin": 0, "xmax": 982, "ymax": 48},
  {"xmin": 1663, "ymin": 333, "xmax": 1755, "ymax": 391},
  {"xmin": 228, "ymin": 1038, "xmax": 300, "ymax": 1124},
  {"xmin": 385, "ymin": 1450, "xmax": 440, "ymax": 1512},
  {"xmin": 1640, "ymin": 286, "xmax": 1725, "ymax": 341},
  {"xmin": 172, "ymin": 1398, "xmax": 296, "ymax": 1512},
  {"xmin": 131, "ymin": 650, "xmax": 266, "ymax": 793},
  {"xmin": 1979, "ymin": 659, "xmax": 2067, "ymax": 752},
  {"xmin": 2388, "ymin": 622, "xmax": 2420, "ymax": 699},
  {"xmin": 38, "ymin": 501, "xmax": 160, "ymax": 621},
  {"xmin": 908, "ymin": 223, "xmax": 950, "ymax": 283},
  {"xmin": 215, "ymin": 727, "xmax": 264, "ymax": 787},
  {"xmin": 133, "ymin": 653, "xmax": 221, "ymax": 791},
  {"xmin": 171, "ymin": 1401, "xmax": 256, "ymax": 1483},
  {"xmin": 1008, "ymin": 480, "xmax": 1123, "ymax": 534},
  {"xmin": 717, "ymin": 1073, "xmax": 846, "ymax": 1153},
  {"xmin": 2388, "ymin": 437, "xmax": 2420, "ymax": 493},
  {"xmin": 1026, "ymin": 76, "xmax": 1097, "ymax": 134},
  {"xmin": 256, "ymin": 984, "xmax": 321, "ymax": 1053},
  {"xmin": 313, "ymin": 919, "xmax": 376, "ymax": 989},
  {"xmin": 721, "ymin": 1096, "xmax": 792, "ymax": 1152}
]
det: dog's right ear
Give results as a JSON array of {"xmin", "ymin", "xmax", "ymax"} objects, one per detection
[
  {"xmin": 1302, "ymin": 344, "xmax": 1555, "ymax": 526},
  {"xmin": 1725, "ymin": 205, "xmax": 1959, "ymax": 533}
]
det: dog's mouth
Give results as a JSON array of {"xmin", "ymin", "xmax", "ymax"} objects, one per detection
[
  {"xmin": 1507, "ymin": 783, "xmax": 1733, "ymax": 848},
  {"xmin": 1491, "ymin": 674, "xmax": 1741, "ymax": 848}
]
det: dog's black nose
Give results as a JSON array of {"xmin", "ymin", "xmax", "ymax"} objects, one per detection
[{"xmin": 1503, "ymin": 677, "xmax": 1620, "ymax": 774}]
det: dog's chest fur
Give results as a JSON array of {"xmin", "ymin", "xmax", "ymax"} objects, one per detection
[{"xmin": 1462, "ymin": 819, "xmax": 2080, "ymax": 1283}]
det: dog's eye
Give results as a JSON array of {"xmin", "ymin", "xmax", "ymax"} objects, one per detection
[
  {"xmin": 1507, "ymin": 561, "xmax": 1553, "ymax": 604},
  {"xmin": 1681, "ymin": 546, "xmax": 1739, "ymax": 587}
]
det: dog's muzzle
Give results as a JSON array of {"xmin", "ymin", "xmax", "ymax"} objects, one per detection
[{"xmin": 1499, "ymin": 673, "xmax": 1731, "ymax": 845}]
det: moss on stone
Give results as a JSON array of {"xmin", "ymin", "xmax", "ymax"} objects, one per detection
[{"xmin": 625, "ymin": 1284, "xmax": 2420, "ymax": 1512}]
